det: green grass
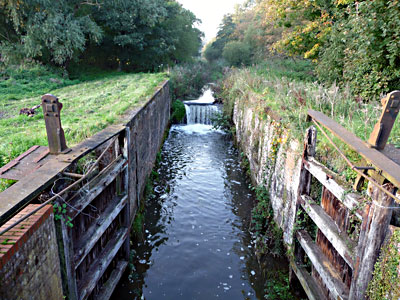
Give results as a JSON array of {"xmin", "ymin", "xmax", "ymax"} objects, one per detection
[
  {"xmin": 0, "ymin": 64, "xmax": 79, "ymax": 101},
  {"xmin": 221, "ymin": 57, "xmax": 400, "ymax": 175},
  {"xmin": 0, "ymin": 66, "xmax": 167, "ymax": 172}
]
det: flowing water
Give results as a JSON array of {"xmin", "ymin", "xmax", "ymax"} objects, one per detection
[{"xmin": 112, "ymin": 89, "xmax": 293, "ymax": 299}]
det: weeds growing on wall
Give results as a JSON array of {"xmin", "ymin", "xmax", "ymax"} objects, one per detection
[
  {"xmin": 367, "ymin": 229, "xmax": 400, "ymax": 300},
  {"xmin": 218, "ymin": 57, "xmax": 400, "ymax": 178},
  {"xmin": 264, "ymin": 271, "xmax": 293, "ymax": 300},
  {"xmin": 211, "ymin": 112, "xmax": 232, "ymax": 133},
  {"xmin": 251, "ymin": 184, "xmax": 285, "ymax": 258}
]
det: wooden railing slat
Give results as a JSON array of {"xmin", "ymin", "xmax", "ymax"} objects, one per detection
[
  {"xmin": 300, "ymin": 195, "xmax": 356, "ymax": 269},
  {"xmin": 304, "ymin": 158, "xmax": 363, "ymax": 220},
  {"xmin": 296, "ymin": 230, "xmax": 349, "ymax": 300}
]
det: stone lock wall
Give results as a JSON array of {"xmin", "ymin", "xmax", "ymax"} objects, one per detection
[
  {"xmin": 0, "ymin": 205, "xmax": 64, "ymax": 300},
  {"xmin": 233, "ymin": 101, "xmax": 302, "ymax": 245},
  {"xmin": 124, "ymin": 80, "xmax": 171, "ymax": 220}
]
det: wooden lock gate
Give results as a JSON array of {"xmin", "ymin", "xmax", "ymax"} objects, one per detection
[
  {"xmin": 291, "ymin": 91, "xmax": 400, "ymax": 300},
  {"xmin": 0, "ymin": 95, "xmax": 132, "ymax": 300}
]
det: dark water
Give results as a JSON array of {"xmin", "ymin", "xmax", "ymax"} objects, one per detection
[{"xmin": 112, "ymin": 122, "xmax": 290, "ymax": 299}]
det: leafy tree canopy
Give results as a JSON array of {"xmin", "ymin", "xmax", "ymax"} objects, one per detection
[
  {"xmin": 206, "ymin": 0, "xmax": 400, "ymax": 100},
  {"xmin": 0, "ymin": 0, "xmax": 203, "ymax": 71}
]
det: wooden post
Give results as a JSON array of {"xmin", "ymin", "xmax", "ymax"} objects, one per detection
[
  {"xmin": 367, "ymin": 91, "xmax": 400, "ymax": 150},
  {"xmin": 290, "ymin": 126, "xmax": 317, "ymax": 281},
  {"xmin": 60, "ymin": 219, "xmax": 79, "ymax": 300},
  {"xmin": 349, "ymin": 183, "xmax": 395, "ymax": 299},
  {"xmin": 122, "ymin": 128, "xmax": 130, "ymax": 260}
]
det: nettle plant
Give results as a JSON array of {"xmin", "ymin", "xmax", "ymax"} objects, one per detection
[{"xmin": 53, "ymin": 202, "xmax": 73, "ymax": 228}]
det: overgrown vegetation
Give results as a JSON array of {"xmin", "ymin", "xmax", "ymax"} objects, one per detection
[
  {"xmin": 264, "ymin": 272, "xmax": 293, "ymax": 300},
  {"xmin": 218, "ymin": 57, "xmax": 400, "ymax": 176},
  {"xmin": 205, "ymin": 0, "xmax": 400, "ymax": 101},
  {"xmin": 211, "ymin": 112, "xmax": 232, "ymax": 133},
  {"xmin": 170, "ymin": 99, "xmax": 185, "ymax": 124},
  {"xmin": 251, "ymin": 184, "xmax": 285, "ymax": 258},
  {"xmin": 367, "ymin": 229, "xmax": 400, "ymax": 300},
  {"xmin": 168, "ymin": 61, "xmax": 210, "ymax": 100},
  {"xmin": 0, "ymin": 63, "xmax": 78, "ymax": 101}
]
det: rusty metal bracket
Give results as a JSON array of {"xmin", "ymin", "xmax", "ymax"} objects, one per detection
[
  {"xmin": 42, "ymin": 94, "xmax": 70, "ymax": 154},
  {"xmin": 368, "ymin": 90, "xmax": 400, "ymax": 150}
]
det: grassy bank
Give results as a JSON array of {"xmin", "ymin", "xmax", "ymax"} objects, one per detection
[
  {"xmin": 220, "ymin": 58, "xmax": 400, "ymax": 178},
  {"xmin": 0, "ymin": 66, "xmax": 167, "ymax": 172}
]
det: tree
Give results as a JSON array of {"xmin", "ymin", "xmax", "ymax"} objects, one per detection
[
  {"xmin": 203, "ymin": 14, "xmax": 236, "ymax": 62},
  {"xmin": 0, "ymin": 0, "xmax": 102, "ymax": 66},
  {"xmin": 0, "ymin": 0, "xmax": 203, "ymax": 71},
  {"xmin": 222, "ymin": 41, "xmax": 251, "ymax": 66},
  {"xmin": 318, "ymin": 0, "xmax": 400, "ymax": 100},
  {"xmin": 255, "ymin": 0, "xmax": 337, "ymax": 59}
]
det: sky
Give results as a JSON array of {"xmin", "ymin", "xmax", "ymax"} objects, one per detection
[{"xmin": 177, "ymin": 0, "xmax": 246, "ymax": 43}]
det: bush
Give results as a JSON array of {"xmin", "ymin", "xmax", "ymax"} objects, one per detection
[
  {"xmin": 222, "ymin": 41, "xmax": 251, "ymax": 67},
  {"xmin": 168, "ymin": 61, "xmax": 210, "ymax": 100},
  {"xmin": 204, "ymin": 42, "xmax": 221, "ymax": 62},
  {"xmin": 317, "ymin": 0, "xmax": 400, "ymax": 101},
  {"xmin": 170, "ymin": 100, "xmax": 186, "ymax": 124}
]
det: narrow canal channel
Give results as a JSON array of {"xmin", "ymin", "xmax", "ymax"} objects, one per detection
[{"xmin": 112, "ymin": 90, "xmax": 291, "ymax": 299}]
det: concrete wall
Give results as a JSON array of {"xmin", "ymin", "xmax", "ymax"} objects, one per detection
[
  {"xmin": 0, "ymin": 205, "xmax": 63, "ymax": 300},
  {"xmin": 233, "ymin": 101, "xmax": 302, "ymax": 245}
]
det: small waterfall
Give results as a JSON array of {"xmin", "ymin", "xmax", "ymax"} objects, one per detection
[{"xmin": 184, "ymin": 104, "xmax": 219, "ymax": 125}]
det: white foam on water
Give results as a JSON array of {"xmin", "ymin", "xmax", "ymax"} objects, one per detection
[{"xmin": 173, "ymin": 124, "xmax": 223, "ymax": 135}]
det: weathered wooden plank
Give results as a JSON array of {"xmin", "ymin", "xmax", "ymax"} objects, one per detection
[
  {"xmin": 308, "ymin": 109, "xmax": 400, "ymax": 189},
  {"xmin": 57, "ymin": 124, "xmax": 126, "ymax": 164},
  {"xmin": 68, "ymin": 157, "xmax": 127, "ymax": 220},
  {"xmin": 297, "ymin": 230, "xmax": 349, "ymax": 300},
  {"xmin": 74, "ymin": 194, "xmax": 128, "ymax": 268},
  {"xmin": 0, "ymin": 159, "xmax": 70, "ymax": 224},
  {"xmin": 319, "ymin": 187, "xmax": 353, "ymax": 289},
  {"xmin": 290, "ymin": 259, "xmax": 327, "ymax": 300},
  {"xmin": 304, "ymin": 158, "xmax": 363, "ymax": 219},
  {"xmin": 78, "ymin": 227, "xmax": 129, "ymax": 300},
  {"xmin": 60, "ymin": 221, "xmax": 79, "ymax": 300},
  {"xmin": 0, "ymin": 146, "xmax": 51, "ymax": 181},
  {"xmin": 122, "ymin": 127, "xmax": 131, "ymax": 260},
  {"xmin": 0, "ymin": 145, "xmax": 40, "ymax": 175},
  {"xmin": 290, "ymin": 126, "xmax": 317, "ymax": 289},
  {"xmin": 300, "ymin": 195, "xmax": 356, "ymax": 269},
  {"xmin": 96, "ymin": 260, "xmax": 128, "ymax": 300},
  {"xmin": 349, "ymin": 184, "xmax": 395, "ymax": 299}
]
